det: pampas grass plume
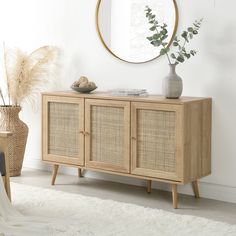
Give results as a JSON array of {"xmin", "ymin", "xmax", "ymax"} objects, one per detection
[{"xmin": 4, "ymin": 45, "xmax": 59, "ymax": 106}]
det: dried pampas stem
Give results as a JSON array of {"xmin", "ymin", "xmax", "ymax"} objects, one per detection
[
  {"xmin": 0, "ymin": 88, "xmax": 6, "ymax": 105},
  {"xmin": 3, "ymin": 42, "xmax": 11, "ymax": 105},
  {"xmin": 4, "ymin": 45, "xmax": 59, "ymax": 106}
]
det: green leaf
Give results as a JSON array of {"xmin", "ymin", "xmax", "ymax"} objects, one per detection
[
  {"xmin": 162, "ymin": 42, "xmax": 168, "ymax": 47},
  {"xmin": 153, "ymin": 33, "xmax": 161, "ymax": 40},
  {"xmin": 148, "ymin": 14, "xmax": 154, "ymax": 20},
  {"xmin": 160, "ymin": 48, "xmax": 169, "ymax": 55},
  {"xmin": 188, "ymin": 27, "xmax": 194, "ymax": 32},
  {"xmin": 177, "ymin": 56, "xmax": 185, "ymax": 63},
  {"xmin": 171, "ymin": 53, "xmax": 176, "ymax": 59},
  {"xmin": 146, "ymin": 36, "xmax": 153, "ymax": 41},
  {"xmin": 189, "ymin": 33, "xmax": 193, "ymax": 39},
  {"xmin": 190, "ymin": 50, "xmax": 197, "ymax": 56},
  {"xmin": 161, "ymin": 34, "xmax": 168, "ymax": 41},
  {"xmin": 160, "ymin": 48, "xmax": 167, "ymax": 55},
  {"xmin": 193, "ymin": 30, "xmax": 198, "ymax": 35},
  {"xmin": 145, "ymin": 6, "xmax": 151, "ymax": 13},
  {"xmin": 173, "ymin": 42, "xmax": 179, "ymax": 47},
  {"xmin": 151, "ymin": 40, "xmax": 161, "ymax": 47},
  {"xmin": 184, "ymin": 53, "xmax": 191, "ymax": 59},
  {"xmin": 161, "ymin": 29, "xmax": 168, "ymax": 35},
  {"xmin": 181, "ymin": 31, "xmax": 188, "ymax": 38},
  {"xmin": 149, "ymin": 26, "xmax": 156, "ymax": 31},
  {"xmin": 181, "ymin": 31, "xmax": 189, "ymax": 42}
]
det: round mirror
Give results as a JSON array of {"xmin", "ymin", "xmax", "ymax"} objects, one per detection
[{"xmin": 96, "ymin": 0, "xmax": 178, "ymax": 64}]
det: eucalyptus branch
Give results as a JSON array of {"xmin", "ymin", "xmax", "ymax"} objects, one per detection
[
  {"xmin": 155, "ymin": 28, "xmax": 171, "ymax": 64},
  {"xmin": 174, "ymin": 38, "xmax": 187, "ymax": 64},
  {"xmin": 179, "ymin": 39, "xmax": 187, "ymax": 57},
  {"xmin": 163, "ymin": 47, "xmax": 171, "ymax": 64},
  {"xmin": 145, "ymin": 6, "xmax": 202, "ymax": 65},
  {"xmin": 145, "ymin": 6, "xmax": 172, "ymax": 64}
]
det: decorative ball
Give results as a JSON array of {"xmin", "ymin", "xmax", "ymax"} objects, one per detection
[
  {"xmin": 79, "ymin": 76, "xmax": 88, "ymax": 84},
  {"xmin": 88, "ymin": 82, "xmax": 96, "ymax": 88},
  {"xmin": 71, "ymin": 76, "xmax": 97, "ymax": 93},
  {"xmin": 72, "ymin": 81, "xmax": 80, "ymax": 87},
  {"xmin": 79, "ymin": 81, "xmax": 89, "ymax": 88}
]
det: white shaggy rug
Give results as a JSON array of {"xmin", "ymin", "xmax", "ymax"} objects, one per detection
[{"xmin": 11, "ymin": 183, "xmax": 236, "ymax": 236}]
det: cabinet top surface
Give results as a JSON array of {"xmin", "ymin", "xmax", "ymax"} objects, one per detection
[{"xmin": 42, "ymin": 91, "xmax": 211, "ymax": 104}]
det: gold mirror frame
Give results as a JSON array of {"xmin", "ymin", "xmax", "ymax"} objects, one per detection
[{"xmin": 96, "ymin": 0, "xmax": 179, "ymax": 64}]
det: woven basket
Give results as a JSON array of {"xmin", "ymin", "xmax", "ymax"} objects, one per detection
[{"xmin": 0, "ymin": 106, "xmax": 28, "ymax": 176}]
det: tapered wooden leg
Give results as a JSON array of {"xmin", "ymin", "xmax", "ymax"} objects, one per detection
[
  {"xmin": 2, "ymin": 175, "xmax": 11, "ymax": 201},
  {"xmin": 2, "ymin": 176, "xmax": 11, "ymax": 201},
  {"xmin": 171, "ymin": 184, "xmax": 178, "ymax": 209},
  {"xmin": 51, "ymin": 164, "xmax": 59, "ymax": 185},
  {"xmin": 78, "ymin": 168, "xmax": 83, "ymax": 177},
  {"xmin": 192, "ymin": 180, "xmax": 200, "ymax": 198},
  {"xmin": 147, "ymin": 180, "xmax": 152, "ymax": 193}
]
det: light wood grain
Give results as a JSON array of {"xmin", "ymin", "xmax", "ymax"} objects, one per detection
[
  {"xmin": 2, "ymin": 176, "xmax": 5, "ymax": 184},
  {"xmin": 85, "ymin": 99, "xmax": 130, "ymax": 173},
  {"xmin": 51, "ymin": 164, "xmax": 59, "ymax": 185},
  {"xmin": 201, "ymin": 99, "xmax": 212, "ymax": 176},
  {"xmin": 183, "ymin": 98, "xmax": 212, "ymax": 183},
  {"xmin": 131, "ymin": 102, "xmax": 183, "ymax": 182},
  {"xmin": 78, "ymin": 168, "xmax": 83, "ymax": 177},
  {"xmin": 147, "ymin": 180, "xmax": 152, "ymax": 193},
  {"xmin": 42, "ymin": 92, "xmax": 212, "ymax": 209},
  {"xmin": 183, "ymin": 101, "xmax": 202, "ymax": 182},
  {"xmin": 43, "ymin": 160, "xmax": 182, "ymax": 184},
  {"xmin": 42, "ymin": 95, "xmax": 85, "ymax": 166},
  {"xmin": 0, "ymin": 132, "xmax": 12, "ymax": 200},
  {"xmin": 172, "ymin": 184, "xmax": 178, "ymax": 209},
  {"xmin": 42, "ymin": 91, "xmax": 210, "ymax": 105},
  {"xmin": 192, "ymin": 180, "xmax": 200, "ymax": 198}
]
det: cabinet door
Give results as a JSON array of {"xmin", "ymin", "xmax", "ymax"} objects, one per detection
[
  {"xmin": 85, "ymin": 99, "xmax": 130, "ymax": 173},
  {"xmin": 42, "ymin": 95, "xmax": 84, "ymax": 166},
  {"xmin": 131, "ymin": 102, "xmax": 183, "ymax": 181}
]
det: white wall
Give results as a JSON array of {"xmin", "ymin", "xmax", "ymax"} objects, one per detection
[
  {"xmin": 98, "ymin": 0, "xmax": 111, "ymax": 47},
  {"xmin": 0, "ymin": 0, "xmax": 236, "ymax": 203}
]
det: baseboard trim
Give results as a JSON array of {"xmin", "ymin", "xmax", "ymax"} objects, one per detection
[{"xmin": 23, "ymin": 159, "xmax": 236, "ymax": 204}]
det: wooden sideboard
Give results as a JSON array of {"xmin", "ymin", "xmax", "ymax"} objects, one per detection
[{"xmin": 42, "ymin": 91, "xmax": 212, "ymax": 208}]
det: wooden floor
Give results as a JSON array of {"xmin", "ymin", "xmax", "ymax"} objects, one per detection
[{"xmin": 11, "ymin": 168, "xmax": 236, "ymax": 225}]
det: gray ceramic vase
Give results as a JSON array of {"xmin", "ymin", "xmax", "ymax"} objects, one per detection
[{"xmin": 162, "ymin": 64, "xmax": 183, "ymax": 99}]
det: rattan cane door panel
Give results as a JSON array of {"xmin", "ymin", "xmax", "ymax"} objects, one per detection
[
  {"xmin": 42, "ymin": 96, "xmax": 84, "ymax": 166},
  {"xmin": 131, "ymin": 102, "xmax": 183, "ymax": 181},
  {"xmin": 85, "ymin": 99, "xmax": 130, "ymax": 173}
]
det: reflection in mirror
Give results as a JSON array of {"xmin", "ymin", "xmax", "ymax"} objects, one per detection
[{"xmin": 96, "ymin": 0, "xmax": 178, "ymax": 64}]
